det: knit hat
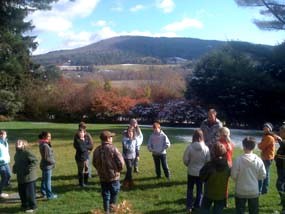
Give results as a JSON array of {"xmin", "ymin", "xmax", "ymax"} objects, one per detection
[{"xmin": 263, "ymin": 122, "xmax": 273, "ymax": 132}]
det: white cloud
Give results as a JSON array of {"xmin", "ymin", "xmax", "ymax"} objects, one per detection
[
  {"xmin": 111, "ymin": 0, "xmax": 123, "ymax": 12},
  {"xmin": 92, "ymin": 20, "xmax": 108, "ymax": 27},
  {"xmin": 27, "ymin": 0, "xmax": 100, "ymax": 33},
  {"xmin": 163, "ymin": 18, "xmax": 203, "ymax": 32},
  {"xmin": 156, "ymin": 0, "xmax": 175, "ymax": 13},
  {"xmin": 58, "ymin": 31, "xmax": 94, "ymax": 48},
  {"xmin": 130, "ymin": 4, "xmax": 145, "ymax": 12}
]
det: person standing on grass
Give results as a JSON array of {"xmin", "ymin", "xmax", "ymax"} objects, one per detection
[
  {"xmin": 13, "ymin": 140, "xmax": 38, "ymax": 213},
  {"xmin": 147, "ymin": 121, "xmax": 171, "ymax": 180},
  {"xmin": 200, "ymin": 143, "xmax": 230, "ymax": 214},
  {"xmin": 258, "ymin": 122, "xmax": 276, "ymax": 194},
  {"xmin": 0, "ymin": 130, "xmax": 11, "ymax": 199},
  {"xmin": 183, "ymin": 129, "xmax": 210, "ymax": 213},
  {"xmin": 231, "ymin": 137, "xmax": 266, "ymax": 214},
  {"xmin": 275, "ymin": 124, "xmax": 285, "ymax": 214},
  {"xmin": 73, "ymin": 129, "xmax": 93, "ymax": 187},
  {"xmin": 200, "ymin": 108, "xmax": 223, "ymax": 150},
  {"xmin": 122, "ymin": 127, "xmax": 139, "ymax": 189},
  {"xmin": 75, "ymin": 122, "xmax": 94, "ymax": 178},
  {"xmin": 129, "ymin": 119, "xmax": 143, "ymax": 173},
  {"xmin": 38, "ymin": 131, "xmax": 57, "ymax": 200},
  {"xmin": 218, "ymin": 127, "xmax": 234, "ymax": 207},
  {"xmin": 93, "ymin": 131, "xmax": 125, "ymax": 213}
]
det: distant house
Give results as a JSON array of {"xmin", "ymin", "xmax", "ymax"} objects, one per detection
[
  {"xmin": 166, "ymin": 57, "xmax": 188, "ymax": 64},
  {"xmin": 57, "ymin": 61, "xmax": 90, "ymax": 72}
]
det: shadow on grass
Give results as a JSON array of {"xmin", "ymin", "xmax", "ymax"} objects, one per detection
[
  {"xmin": 144, "ymin": 207, "xmax": 186, "ymax": 214},
  {"xmin": 0, "ymin": 206, "xmax": 22, "ymax": 214}
]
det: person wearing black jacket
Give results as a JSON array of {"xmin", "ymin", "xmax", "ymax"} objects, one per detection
[{"xmin": 73, "ymin": 129, "xmax": 93, "ymax": 187}]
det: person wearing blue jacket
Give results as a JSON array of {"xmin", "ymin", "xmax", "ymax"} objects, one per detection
[
  {"xmin": 0, "ymin": 130, "xmax": 11, "ymax": 198},
  {"xmin": 147, "ymin": 122, "xmax": 171, "ymax": 179}
]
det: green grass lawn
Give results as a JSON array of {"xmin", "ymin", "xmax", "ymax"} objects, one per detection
[{"xmin": 0, "ymin": 121, "xmax": 281, "ymax": 213}]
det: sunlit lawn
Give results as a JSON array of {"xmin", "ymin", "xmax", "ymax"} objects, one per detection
[{"xmin": 0, "ymin": 121, "xmax": 281, "ymax": 213}]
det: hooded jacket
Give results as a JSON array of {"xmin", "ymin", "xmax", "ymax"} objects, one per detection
[
  {"xmin": 147, "ymin": 130, "xmax": 170, "ymax": 155},
  {"xmin": 183, "ymin": 141, "xmax": 210, "ymax": 176},
  {"xmin": 0, "ymin": 138, "xmax": 10, "ymax": 165},
  {"xmin": 231, "ymin": 153, "xmax": 266, "ymax": 198},
  {"xmin": 39, "ymin": 141, "xmax": 55, "ymax": 170},
  {"xmin": 200, "ymin": 157, "xmax": 230, "ymax": 200}
]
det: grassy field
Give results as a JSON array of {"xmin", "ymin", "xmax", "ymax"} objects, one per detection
[{"xmin": 0, "ymin": 121, "xmax": 281, "ymax": 214}]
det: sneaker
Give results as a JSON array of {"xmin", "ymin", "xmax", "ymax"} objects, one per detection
[
  {"xmin": 47, "ymin": 194, "xmax": 58, "ymax": 200},
  {"xmin": 25, "ymin": 209, "xmax": 34, "ymax": 213},
  {"xmin": 134, "ymin": 167, "xmax": 139, "ymax": 173},
  {"xmin": 0, "ymin": 193, "xmax": 9, "ymax": 198}
]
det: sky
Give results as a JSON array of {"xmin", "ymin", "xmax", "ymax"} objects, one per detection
[{"xmin": 28, "ymin": 0, "xmax": 285, "ymax": 55}]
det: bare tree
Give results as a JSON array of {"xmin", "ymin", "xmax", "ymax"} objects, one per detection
[{"xmin": 235, "ymin": 0, "xmax": 285, "ymax": 30}]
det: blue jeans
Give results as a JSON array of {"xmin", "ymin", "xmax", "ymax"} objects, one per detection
[
  {"xmin": 0, "ymin": 164, "xmax": 11, "ymax": 194},
  {"xmin": 186, "ymin": 175, "xmax": 203, "ymax": 209},
  {"xmin": 235, "ymin": 197, "xmax": 259, "ymax": 214},
  {"xmin": 201, "ymin": 197, "xmax": 225, "ymax": 214},
  {"xmin": 41, "ymin": 169, "xmax": 55, "ymax": 198},
  {"xmin": 101, "ymin": 180, "xmax": 120, "ymax": 212},
  {"xmin": 259, "ymin": 159, "xmax": 272, "ymax": 194},
  {"xmin": 152, "ymin": 154, "xmax": 170, "ymax": 178}
]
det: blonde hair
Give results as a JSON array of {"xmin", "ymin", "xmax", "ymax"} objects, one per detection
[
  {"xmin": 15, "ymin": 139, "xmax": 28, "ymax": 150},
  {"xmin": 192, "ymin": 129, "xmax": 204, "ymax": 142},
  {"xmin": 219, "ymin": 127, "xmax": 231, "ymax": 143}
]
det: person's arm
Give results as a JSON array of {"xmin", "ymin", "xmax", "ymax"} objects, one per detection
[
  {"xmin": 44, "ymin": 145, "xmax": 55, "ymax": 165},
  {"xmin": 147, "ymin": 135, "xmax": 153, "ymax": 152},
  {"xmin": 183, "ymin": 146, "xmax": 190, "ymax": 166},
  {"xmin": 231, "ymin": 158, "xmax": 239, "ymax": 181}
]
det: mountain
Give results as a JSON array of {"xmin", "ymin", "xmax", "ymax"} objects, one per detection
[{"xmin": 32, "ymin": 36, "xmax": 271, "ymax": 65}]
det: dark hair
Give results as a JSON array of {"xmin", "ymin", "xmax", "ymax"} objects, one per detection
[
  {"xmin": 78, "ymin": 122, "xmax": 87, "ymax": 130},
  {"xmin": 192, "ymin": 129, "xmax": 204, "ymax": 142},
  {"xmin": 212, "ymin": 143, "xmax": 226, "ymax": 159},
  {"xmin": 38, "ymin": 131, "xmax": 50, "ymax": 140},
  {"xmin": 242, "ymin": 137, "xmax": 256, "ymax": 151}
]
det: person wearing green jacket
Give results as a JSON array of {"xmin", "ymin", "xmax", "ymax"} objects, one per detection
[{"xmin": 13, "ymin": 139, "xmax": 38, "ymax": 213}]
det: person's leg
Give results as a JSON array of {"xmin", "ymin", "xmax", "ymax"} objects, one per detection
[
  {"xmin": 161, "ymin": 154, "xmax": 170, "ymax": 178},
  {"xmin": 83, "ymin": 160, "xmax": 89, "ymax": 185},
  {"xmin": 18, "ymin": 183, "xmax": 28, "ymax": 210},
  {"xmin": 124, "ymin": 159, "xmax": 133, "ymax": 181},
  {"xmin": 261, "ymin": 159, "xmax": 272, "ymax": 194},
  {"xmin": 248, "ymin": 197, "xmax": 259, "ymax": 214},
  {"xmin": 200, "ymin": 197, "xmax": 212, "ymax": 214},
  {"xmin": 26, "ymin": 181, "xmax": 37, "ymax": 210},
  {"xmin": 186, "ymin": 175, "xmax": 195, "ymax": 210},
  {"xmin": 77, "ymin": 160, "xmax": 85, "ymax": 187},
  {"xmin": 110, "ymin": 180, "xmax": 120, "ymax": 206},
  {"xmin": 0, "ymin": 164, "xmax": 10, "ymax": 195},
  {"xmin": 213, "ymin": 199, "xmax": 226, "ymax": 214},
  {"xmin": 152, "ymin": 155, "xmax": 161, "ymax": 178},
  {"xmin": 101, "ymin": 182, "xmax": 111, "ymax": 213},
  {"xmin": 194, "ymin": 176, "xmax": 203, "ymax": 208},
  {"xmin": 40, "ymin": 170, "xmax": 46, "ymax": 197},
  {"xmin": 134, "ymin": 156, "xmax": 139, "ymax": 173},
  {"xmin": 277, "ymin": 168, "xmax": 285, "ymax": 212},
  {"xmin": 235, "ymin": 197, "xmax": 246, "ymax": 214},
  {"xmin": 44, "ymin": 169, "xmax": 55, "ymax": 199}
]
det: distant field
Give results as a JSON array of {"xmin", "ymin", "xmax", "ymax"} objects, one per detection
[{"xmin": 0, "ymin": 121, "xmax": 280, "ymax": 213}]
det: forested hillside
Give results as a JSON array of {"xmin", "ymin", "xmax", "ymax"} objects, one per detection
[{"xmin": 32, "ymin": 36, "xmax": 255, "ymax": 65}]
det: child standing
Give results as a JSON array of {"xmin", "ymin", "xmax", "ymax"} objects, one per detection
[
  {"xmin": 218, "ymin": 127, "xmax": 234, "ymax": 206},
  {"xmin": 258, "ymin": 122, "xmax": 276, "ymax": 194},
  {"xmin": 147, "ymin": 122, "xmax": 171, "ymax": 179},
  {"xmin": 275, "ymin": 124, "xmax": 285, "ymax": 214},
  {"xmin": 129, "ymin": 119, "xmax": 143, "ymax": 173},
  {"xmin": 183, "ymin": 129, "xmax": 210, "ymax": 213},
  {"xmin": 231, "ymin": 137, "xmax": 266, "ymax": 214},
  {"xmin": 122, "ymin": 127, "xmax": 139, "ymax": 189},
  {"xmin": 0, "ymin": 130, "xmax": 11, "ymax": 198},
  {"xmin": 93, "ymin": 131, "xmax": 125, "ymax": 213},
  {"xmin": 38, "ymin": 131, "xmax": 57, "ymax": 199},
  {"xmin": 73, "ymin": 129, "xmax": 93, "ymax": 187},
  {"xmin": 200, "ymin": 143, "xmax": 230, "ymax": 214},
  {"xmin": 13, "ymin": 140, "xmax": 38, "ymax": 213}
]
